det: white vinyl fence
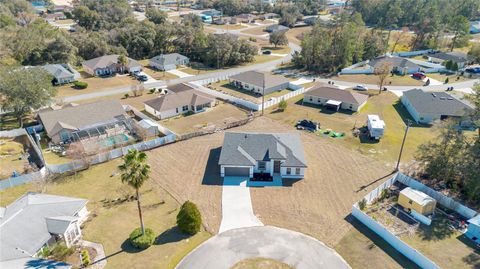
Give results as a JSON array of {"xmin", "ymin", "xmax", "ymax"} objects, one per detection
[{"xmin": 352, "ymin": 172, "xmax": 478, "ymax": 269}]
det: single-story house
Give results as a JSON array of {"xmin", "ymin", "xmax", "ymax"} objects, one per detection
[
  {"xmin": 266, "ymin": 24, "xmax": 289, "ymax": 33},
  {"xmin": 144, "ymin": 84, "xmax": 216, "ymax": 120},
  {"xmin": 149, "ymin": 53, "xmax": 190, "ymax": 71},
  {"xmin": 303, "ymin": 85, "xmax": 368, "ymax": 112},
  {"xmin": 229, "ymin": 71, "xmax": 291, "ymax": 96},
  {"xmin": 201, "ymin": 9, "xmax": 222, "ymax": 18},
  {"xmin": 42, "ymin": 64, "xmax": 81, "ymax": 85},
  {"xmin": 82, "ymin": 55, "xmax": 142, "ymax": 76},
  {"xmin": 0, "ymin": 193, "xmax": 88, "ymax": 268},
  {"xmin": 368, "ymin": 55, "xmax": 422, "ymax": 75},
  {"xmin": 398, "ymin": 187, "xmax": 437, "ymax": 216},
  {"xmin": 219, "ymin": 132, "xmax": 307, "ymax": 182},
  {"xmin": 401, "ymin": 89, "xmax": 473, "ymax": 124},
  {"xmin": 38, "ymin": 100, "xmax": 127, "ymax": 143},
  {"xmin": 304, "ymin": 16, "xmax": 317, "ymax": 25},
  {"xmin": 427, "ymin": 51, "xmax": 475, "ymax": 69},
  {"xmin": 259, "ymin": 13, "xmax": 278, "ymax": 20},
  {"xmin": 235, "ymin": 13, "xmax": 257, "ymax": 23},
  {"xmin": 466, "ymin": 215, "xmax": 480, "ymax": 244}
]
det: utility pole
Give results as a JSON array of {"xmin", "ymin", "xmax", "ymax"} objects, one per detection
[
  {"xmin": 261, "ymin": 75, "xmax": 265, "ymax": 116},
  {"xmin": 395, "ymin": 119, "xmax": 411, "ymax": 171}
]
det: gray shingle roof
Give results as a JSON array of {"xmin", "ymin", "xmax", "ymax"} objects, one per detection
[
  {"xmin": 368, "ymin": 55, "xmax": 419, "ymax": 69},
  {"xmin": 82, "ymin": 55, "xmax": 141, "ymax": 70},
  {"xmin": 149, "ymin": 53, "xmax": 189, "ymax": 67},
  {"xmin": 0, "ymin": 193, "xmax": 87, "ymax": 262},
  {"xmin": 402, "ymin": 89, "xmax": 472, "ymax": 116},
  {"xmin": 42, "ymin": 64, "xmax": 77, "ymax": 79},
  {"xmin": 429, "ymin": 51, "xmax": 472, "ymax": 63},
  {"xmin": 219, "ymin": 132, "xmax": 307, "ymax": 167},
  {"xmin": 144, "ymin": 87, "xmax": 214, "ymax": 113},
  {"xmin": 38, "ymin": 100, "xmax": 126, "ymax": 136},
  {"xmin": 230, "ymin": 71, "xmax": 290, "ymax": 89},
  {"xmin": 305, "ymin": 84, "xmax": 368, "ymax": 105},
  {"xmin": 266, "ymin": 24, "xmax": 289, "ymax": 32}
]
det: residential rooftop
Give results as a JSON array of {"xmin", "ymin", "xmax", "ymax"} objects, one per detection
[
  {"xmin": 305, "ymin": 85, "xmax": 368, "ymax": 105},
  {"xmin": 230, "ymin": 71, "xmax": 290, "ymax": 89},
  {"xmin": 144, "ymin": 86, "xmax": 214, "ymax": 113},
  {"xmin": 402, "ymin": 89, "xmax": 472, "ymax": 116}
]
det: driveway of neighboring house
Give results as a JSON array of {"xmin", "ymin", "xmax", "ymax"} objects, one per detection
[
  {"xmin": 176, "ymin": 226, "xmax": 352, "ymax": 269},
  {"xmin": 219, "ymin": 178, "xmax": 263, "ymax": 233},
  {"xmin": 167, "ymin": 69, "xmax": 194, "ymax": 78}
]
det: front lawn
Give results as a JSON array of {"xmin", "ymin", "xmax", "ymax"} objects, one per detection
[
  {"xmin": 0, "ymin": 160, "xmax": 211, "ymax": 269},
  {"xmin": 332, "ymin": 74, "xmax": 424, "ymax": 87},
  {"xmin": 57, "ymin": 74, "xmax": 139, "ymax": 98},
  {"xmin": 208, "ymin": 80, "xmax": 292, "ymax": 104}
]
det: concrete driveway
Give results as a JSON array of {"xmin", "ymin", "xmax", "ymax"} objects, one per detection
[
  {"xmin": 219, "ymin": 178, "xmax": 263, "ymax": 233},
  {"xmin": 176, "ymin": 226, "xmax": 351, "ymax": 269}
]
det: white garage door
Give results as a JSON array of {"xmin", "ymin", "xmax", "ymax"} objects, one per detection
[{"xmin": 224, "ymin": 167, "xmax": 250, "ymax": 177}]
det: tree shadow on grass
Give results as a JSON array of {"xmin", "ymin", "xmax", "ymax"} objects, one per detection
[
  {"xmin": 416, "ymin": 216, "xmax": 456, "ymax": 241},
  {"xmin": 155, "ymin": 226, "xmax": 192, "ymax": 245},
  {"xmin": 120, "ymin": 238, "xmax": 145, "ymax": 254},
  {"xmin": 343, "ymin": 214, "xmax": 422, "ymax": 269},
  {"xmin": 201, "ymin": 147, "xmax": 223, "ymax": 186}
]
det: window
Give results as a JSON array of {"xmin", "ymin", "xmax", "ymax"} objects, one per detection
[
  {"xmin": 286, "ymin": 168, "xmax": 291, "ymax": 175},
  {"xmin": 318, "ymin": 98, "xmax": 321, "ymax": 103},
  {"xmin": 182, "ymin": 105, "xmax": 188, "ymax": 111},
  {"xmin": 408, "ymin": 200, "xmax": 413, "ymax": 205},
  {"xmin": 295, "ymin": 168, "xmax": 300, "ymax": 175},
  {"xmin": 309, "ymin": 97, "xmax": 313, "ymax": 101},
  {"xmin": 258, "ymin": 161, "xmax": 266, "ymax": 170},
  {"xmin": 176, "ymin": 108, "xmax": 179, "ymax": 113}
]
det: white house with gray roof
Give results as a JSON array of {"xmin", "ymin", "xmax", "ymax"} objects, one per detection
[
  {"xmin": 229, "ymin": 71, "xmax": 291, "ymax": 96},
  {"xmin": 42, "ymin": 64, "xmax": 80, "ymax": 85},
  {"xmin": 149, "ymin": 53, "xmax": 189, "ymax": 71},
  {"xmin": 219, "ymin": 132, "xmax": 307, "ymax": 183},
  {"xmin": 401, "ymin": 89, "xmax": 473, "ymax": 124},
  {"xmin": 0, "ymin": 193, "xmax": 88, "ymax": 268},
  {"xmin": 82, "ymin": 55, "xmax": 142, "ymax": 76}
]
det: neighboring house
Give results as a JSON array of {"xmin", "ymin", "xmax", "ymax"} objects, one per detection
[
  {"xmin": 304, "ymin": 16, "xmax": 317, "ymax": 25},
  {"xmin": 259, "ymin": 13, "xmax": 278, "ymax": 20},
  {"xmin": 368, "ymin": 55, "xmax": 421, "ymax": 75},
  {"xmin": 149, "ymin": 53, "xmax": 190, "ymax": 71},
  {"xmin": 38, "ymin": 100, "xmax": 127, "ymax": 143},
  {"xmin": 218, "ymin": 132, "xmax": 307, "ymax": 182},
  {"xmin": 42, "ymin": 64, "xmax": 80, "ymax": 85},
  {"xmin": 229, "ymin": 71, "xmax": 291, "ymax": 95},
  {"xmin": 471, "ymin": 21, "xmax": 480, "ymax": 34},
  {"xmin": 201, "ymin": 9, "xmax": 222, "ymax": 18},
  {"xmin": 248, "ymin": 0, "xmax": 276, "ymax": 6},
  {"xmin": 144, "ymin": 84, "xmax": 216, "ymax": 120},
  {"xmin": 0, "ymin": 193, "xmax": 88, "ymax": 268},
  {"xmin": 82, "ymin": 55, "xmax": 142, "ymax": 76},
  {"xmin": 43, "ymin": 12, "xmax": 66, "ymax": 21},
  {"xmin": 303, "ymin": 85, "xmax": 368, "ymax": 112},
  {"xmin": 235, "ymin": 13, "xmax": 257, "ymax": 23},
  {"xmin": 427, "ymin": 51, "xmax": 475, "ymax": 69},
  {"xmin": 401, "ymin": 89, "xmax": 473, "ymax": 124},
  {"xmin": 466, "ymin": 215, "xmax": 480, "ymax": 244},
  {"xmin": 266, "ymin": 24, "xmax": 289, "ymax": 33}
]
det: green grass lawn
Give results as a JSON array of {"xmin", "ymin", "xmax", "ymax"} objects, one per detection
[
  {"xmin": 266, "ymin": 91, "xmax": 439, "ymax": 164},
  {"xmin": 208, "ymin": 80, "xmax": 292, "ymax": 104},
  {"xmin": 0, "ymin": 159, "xmax": 211, "ymax": 269},
  {"xmin": 0, "ymin": 138, "xmax": 28, "ymax": 179}
]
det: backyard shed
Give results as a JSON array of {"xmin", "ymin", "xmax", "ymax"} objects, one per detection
[
  {"xmin": 466, "ymin": 215, "xmax": 480, "ymax": 244},
  {"xmin": 137, "ymin": 119, "xmax": 159, "ymax": 138},
  {"xmin": 398, "ymin": 187, "xmax": 437, "ymax": 216}
]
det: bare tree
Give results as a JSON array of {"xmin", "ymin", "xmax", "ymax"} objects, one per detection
[
  {"xmin": 374, "ymin": 62, "xmax": 392, "ymax": 94},
  {"xmin": 131, "ymin": 84, "xmax": 145, "ymax": 97},
  {"xmin": 66, "ymin": 142, "xmax": 90, "ymax": 176}
]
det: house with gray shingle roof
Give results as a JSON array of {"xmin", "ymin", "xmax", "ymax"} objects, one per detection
[
  {"xmin": 265, "ymin": 24, "xmax": 289, "ymax": 33},
  {"xmin": 401, "ymin": 89, "xmax": 473, "ymax": 124},
  {"xmin": 303, "ymin": 84, "xmax": 368, "ymax": 112},
  {"xmin": 144, "ymin": 83, "xmax": 216, "ymax": 119},
  {"xmin": 42, "ymin": 64, "xmax": 80, "ymax": 85},
  {"xmin": 149, "ymin": 53, "xmax": 190, "ymax": 71},
  {"xmin": 427, "ymin": 51, "xmax": 475, "ymax": 69},
  {"xmin": 82, "ymin": 55, "xmax": 142, "ymax": 76},
  {"xmin": 0, "ymin": 193, "xmax": 88, "ymax": 268},
  {"xmin": 229, "ymin": 71, "xmax": 291, "ymax": 96},
  {"xmin": 219, "ymin": 132, "xmax": 307, "ymax": 183}
]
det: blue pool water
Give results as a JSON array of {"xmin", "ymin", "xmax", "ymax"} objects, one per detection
[{"xmin": 98, "ymin": 134, "xmax": 129, "ymax": 147}]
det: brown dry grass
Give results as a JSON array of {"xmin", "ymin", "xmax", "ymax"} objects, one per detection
[
  {"xmin": 332, "ymin": 74, "xmax": 424, "ymax": 87},
  {"xmin": 285, "ymin": 26, "xmax": 312, "ymax": 45},
  {"xmin": 241, "ymin": 26, "xmax": 268, "ymax": 36},
  {"xmin": 231, "ymin": 258, "xmax": 293, "ymax": 269},
  {"xmin": 57, "ymin": 75, "xmax": 139, "ymax": 98}
]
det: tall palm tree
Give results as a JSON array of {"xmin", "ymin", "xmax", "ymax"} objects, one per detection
[{"xmin": 118, "ymin": 149, "xmax": 150, "ymax": 235}]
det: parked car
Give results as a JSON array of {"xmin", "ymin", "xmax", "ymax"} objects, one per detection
[
  {"xmin": 295, "ymin": 119, "xmax": 319, "ymax": 132},
  {"xmin": 137, "ymin": 75, "xmax": 148, "ymax": 81},
  {"xmin": 466, "ymin": 67, "xmax": 480, "ymax": 74},
  {"xmin": 262, "ymin": 50, "xmax": 272, "ymax": 55},
  {"xmin": 353, "ymin": 85, "xmax": 368, "ymax": 91},
  {"xmin": 412, "ymin": 72, "xmax": 426, "ymax": 80}
]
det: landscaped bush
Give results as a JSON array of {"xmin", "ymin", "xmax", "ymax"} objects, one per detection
[
  {"xmin": 129, "ymin": 227, "xmax": 155, "ymax": 249},
  {"xmin": 73, "ymin": 81, "xmax": 88, "ymax": 89},
  {"xmin": 81, "ymin": 249, "xmax": 91, "ymax": 266},
  {"xmin": 42, "ymin": 242, "xmax": 74, "ymax": 261},
  {"xmin": 278, "ymin": 99, "xmax": 287, "ymax": 111},
  {"xmin": 176, "ymin": 201, "xmax": 202, "ymax": 235},
  {"xmin": 358, "ymin": 198, "xmax": 367, "ymax": 211}
]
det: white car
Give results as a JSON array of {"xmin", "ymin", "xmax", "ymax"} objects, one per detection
[{"xmin": 353, "ymin": 85, "xmax": 368, "ymax": 91}]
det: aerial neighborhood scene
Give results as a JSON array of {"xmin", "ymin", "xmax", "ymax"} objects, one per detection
[{"xmin": 1, "ymin": 0, "xmax": 480, "ymax": 268}]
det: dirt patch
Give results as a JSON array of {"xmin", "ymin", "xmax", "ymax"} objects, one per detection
[{"xmin": 231, "ymin": 257, "xmax": 293, "ymax": 269}]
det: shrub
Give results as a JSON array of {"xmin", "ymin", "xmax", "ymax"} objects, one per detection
[
  {"xmin": 124, "ymin": 93, "xmax": 129, "ymax": 99},
  {"xmin": 358, "ymin": 198, "xmax": 367, "ymax": 211},
  {"xmin": 176, "ymin": 201, "xmax": 202, "ymax": 235},
  {"xmin": 81, "ymin": 249, "xmax": 90, "ymax": 266},
  {"xmin": 444, "ymin": 77, "xmax": 449, "ymax": 84},
  {"xmin": 129, "ymin": 227, "xmax": 155, "ymax": 249},
  {"xmin": 48, "ymin": 242, "xmax": 74, "ymax": 261},
  {"xmin": 249, "ymin": 37, "xmax": 257, "ymax": 42},
  {"xmin": 73, "ymin": 81, "xmax": 88, "ymax": 89},
  {"xmin": 149, "ymin": 88, "xmax": 156, "ymax": 94},
  {"xmin": 278, "ymin": 99, "xmax": 287, "ymax": 111}
]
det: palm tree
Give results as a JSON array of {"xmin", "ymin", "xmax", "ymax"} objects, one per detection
[{"xmin": 118, "ymin": 149, "xmax": 150, "ymax": 235}]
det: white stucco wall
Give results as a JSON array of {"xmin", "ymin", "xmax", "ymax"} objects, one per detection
[
  {"xmin": 303, "ymin": 95, "xmax": 362, "ymax": 112},
  {"xmin": 280, "ymin": 167, "xmax": 305, "ymax": 178}
]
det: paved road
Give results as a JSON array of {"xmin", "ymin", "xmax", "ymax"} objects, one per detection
[
  {"xmin": 176, "ymin": 226, "xmax": 351, "ymax": 269},
  {"xmin": 219, "ymin": 178, "xmax": 263, "ymax": 233}
]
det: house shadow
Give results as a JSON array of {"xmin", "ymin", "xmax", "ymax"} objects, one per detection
[
  {"xmin": 201, "ymin": 147, "xmax": 223, "ymax": 186},
  {"xmin": 282, "ymin": 178, "xmax": 303, "ymax": 187},
  {"xmin": 392, "ymin": 101, "xmax": 430, "ymax": 128},
  {"xmin": 155, "ymin": 226, "xmax": 191, "ymax": 245},
  {"xmin": 25, "ymin": 259, "xmax": 70, "ymax": 268},
  {"xmin": 343, "ymin": 214, "xmax": 422, "ymax": 269}
]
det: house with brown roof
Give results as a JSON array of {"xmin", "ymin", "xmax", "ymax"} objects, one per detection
[
  {"xmin": 38, "ymin": 100, "xmax": 127, "ymax": 143},
  {"xmin": 144, "ymin": 84, "xmax": 216, "ymax": 120},
  {"xmin": 229, "ymin": 71, "xmax": 291, "ymax": 96},
  {"xmin": 303, "ymin": 84, "xmax": 368, "ymax": 112},
  {"xmin": 82, "ymin": 55, "xmax": 142, "ymax": 76}
]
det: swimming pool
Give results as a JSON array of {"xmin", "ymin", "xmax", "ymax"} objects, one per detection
[{"xmin": 97, "ymin": 134, "xmax": 130, "ymax": 147}]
